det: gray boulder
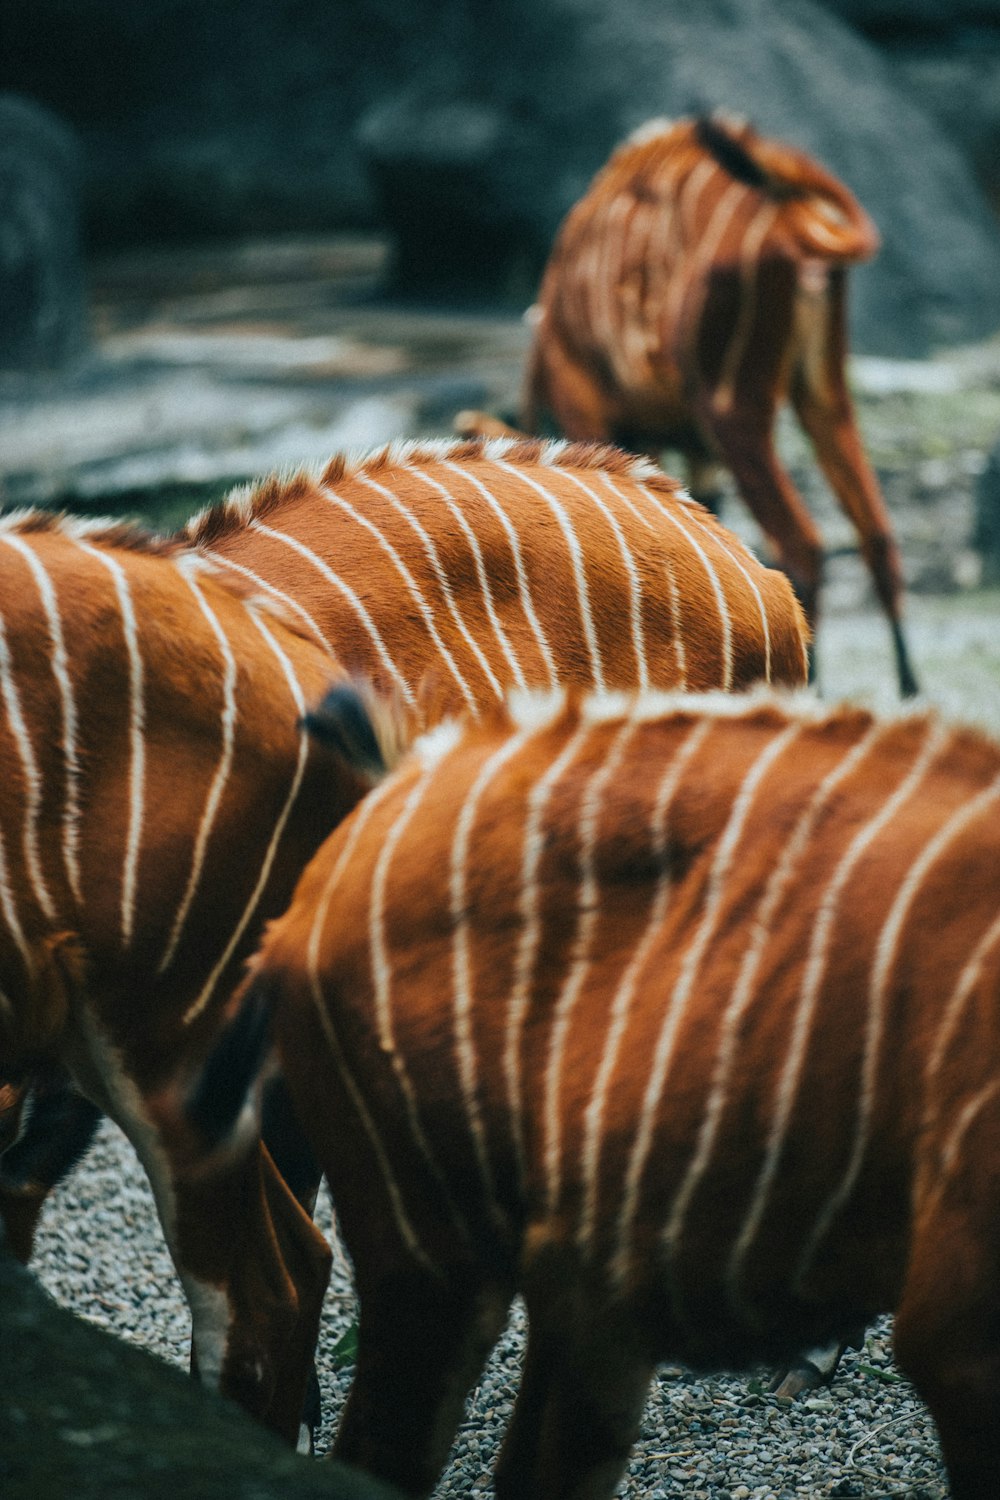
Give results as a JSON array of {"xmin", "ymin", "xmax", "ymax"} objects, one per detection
[
  {"xmin": 1, "ymin": 1251, "xmax": 400, "ymax": 1500},
  {"xmin": 0, "ymin": 94, "xmax": 87, "ymax": 371}
]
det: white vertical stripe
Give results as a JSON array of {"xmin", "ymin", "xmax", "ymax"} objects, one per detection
[
  {"xmin": 244, "ymin": 521, "xmax": 418, "ymax": 710},
  {"xmin": 578, "ymin": 718, "xmax": 712, "ymax": 1254},
  {"xmin": 557, "ymin": 470, "xmax": 651, "ymax": 690},
  {"xmin": 353, "ymin": 470, "xmax": 506, "ymax": 700},
  {"xmin": 639, "ymin": 486, "xmax": 733, "ymax": 689},
  {"xmin": 202, "ymin": 550, "xmax": 335, "ymax": 653},
  {"xmin": 926, "ymin": 908, "xmax": 1000, "ymax": 1098},
  {"xmin": 612, "ymin": 721, "xmax": 802, "ymax": 1288},
  {"xmin": 726, "ymin": 718, "xmax": 949, "ymax": 1315},
  {"xmin": 450, "ymin": 725, "xmax": 538, "ymax": 1212},
  {"xmin": 0, "ymin": 814, "xmax": 33, "ymax": 978},
  {"xmin": 303, "ymin": 772, "xmax": 444, "ymax": 1270},
  {"xmin": 495, "ymin": 461, "xmax": 606, "ymax": 691},
  {"xmin": 693, "ymin": 523, "xmax": 773, "ymax": 682},
  {"xmin": 662, "ymin": 722, "xmax": 884, "ymax": 1262},
  {"xmin": 318, "ymin": 485, "xmax": 477, "ymax": 713},
  {"xmin": 441, "ymin": 460, "xmax": 559, "ymax": 688},
  {"xmin": 77, "ymin": 542, "xmax": 145, "ymax": 947},
  {"xmin": 796, "ymin": 766, "xmax": 1000, "ymax": 1286},
  {"xmin": 543, "ymin": 717, "xmax": 638, "ymax": 1215},
  {"xmin": 1, "ymin": 536, "xmax": 83, "ymax": 904},
  {"xmin": 369, "ymin": 758, "xmax": 468, "ymax": 1229},
  {"xmin": 404, "ymin": 464, "xmax": 529, "ymax": 690},
  {"xmin": 503, "ymin": 718, "xmax": 593, "ymax": 1186},
  {"xmin": 181, "ymin": 606, "xmax": 312, "ymax": 1026},
  {"xmin": 0, "ymin": 610, "xmax": 56, "ymax": 923},
  {"xmin": 711, "ymin": 203, "xmax": 781, "ymax": 414},
  {"xmin": 159, "ymin": 562, "xmax": 239, "ymax": 973}
]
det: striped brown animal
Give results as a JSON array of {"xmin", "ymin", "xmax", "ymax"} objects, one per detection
[
  {"xmin": 182, "ymin": 437, "xmax": 809, "ymax": 706},
  {"xmin": 0, "ymin": 511, "xmax": 386, "ymax": 1443},
  {"xmin": 244, "ymin": 686, "xmax": 1000, "ymax": 1498},
  {"xmin": 522, "ymin": 114, "xmax": 919, "ymax": 697},
  {"xmin": 2, "ymin": 438, "xmax": 808, "ymax": 1261}
]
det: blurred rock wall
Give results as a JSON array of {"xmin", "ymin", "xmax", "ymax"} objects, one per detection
[{"xmin": 3, "ymin": 0, "xmax": 1000, "ymax": 356}]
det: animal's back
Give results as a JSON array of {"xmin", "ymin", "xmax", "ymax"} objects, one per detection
[{"xmin": 183, "ymin": 438, "xmax": 808, "ymax": 708}]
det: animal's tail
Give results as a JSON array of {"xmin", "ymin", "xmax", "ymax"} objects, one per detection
[{"xmin": 696, "ymin": 112, "xmax": 880, "ymax": 263}]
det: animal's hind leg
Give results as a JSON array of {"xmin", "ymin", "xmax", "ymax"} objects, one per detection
[
  {"xmin": 788, "ymin": 278, "xmax": 918, "ymax": 697},
  {"xmin": 333, "ymin": 1264, "xmax": 512, "ymax": 1498},
  {"xmin": 495, "ymin": 1289, "xmax": 653, "ymax": 1500}
]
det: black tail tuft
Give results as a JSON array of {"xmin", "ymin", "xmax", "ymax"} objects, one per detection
[
  {"xmin": 303, "ymin": 679, "xmax": 388, "ymax": 780},
  {"xmin": 185, "ymin": 981, "xmax": 272, "ymax": 1153}
]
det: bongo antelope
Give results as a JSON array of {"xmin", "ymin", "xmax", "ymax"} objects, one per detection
[
  {"xmin": 519, "ymin": 114, "xmax": 919, "ymax": 697},
  {"xmin": 240, "ymin": 685, "xmax": 999, "ymax": 1498},
  {"xmin": 2, "ymin": 438, "xmax": 809, "ymax": 1259},
  {"xmin": 0, "ymin": 510, "xmax": 383, "ymax": 1443}
]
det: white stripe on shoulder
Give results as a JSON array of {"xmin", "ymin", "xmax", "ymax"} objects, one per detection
[
  {"xmin": 182, "ymin": 605, "xmax": 310, "ymax": 1026},
  {"xmin": 0, "ymin": 535, "xmax": 82, "ymax": 905},
  {"xmin": 451, "ymin": 724, "xmax": 539, "ymax": 1218},
  {"xmin": 638, "ymin": 486, "xmax": 733, "ymax": 688},
  {"xmin": 76, "ymin": 541, "xmax": 145, "ymax": 946},
  {"xmin": 159, "ymin": 560, "xmax": 239, "ymax": 973}
]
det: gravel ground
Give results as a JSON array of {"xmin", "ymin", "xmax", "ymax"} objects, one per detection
[{"xmin": 33, "ymin": 1120, "xmax": 947, "ymax": 1500}]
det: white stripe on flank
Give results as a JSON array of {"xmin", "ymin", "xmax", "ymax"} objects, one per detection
[
  {"xmin": 355, "ymin": 470, "xmax": 506, "ymax": 701},
  {"xmin": 159, "ymin": 563, "xmax": 239, "ymax": 974},
  {"xmin": 597, "ymin": 471, "xmax": 655, "ymax": 534},
  {"xmin": 245, "ymin": 521, "xmax": 418, "ymax": 710},
  {"xmin": 662, "ymin": 722, "xmax": 884, "ymax": 1262},
  {"xmin": 369, "ymin": 757, "xmax": 466, "ymax": 1221},
  {"xmin": 181, "ymin": 606, "xmax": 310, "ymax": 1026},
  {"xmin": 451, "ymin": 726, "xmax": 538, "ymax": 1212},
  {"xmin": 796, "ymin": 766, "xmax": 1000, "ymax": 1288},
  {"xmin": 639, "ymin": 486, "xmax": 733, "ymax": 688},
  {"xmin": 674, "ymin": 179, "xmax": 748, "ymax": 339},
  {"xmin": 504, "ymin": 719, "xmax": 593, "ymax": 1185},
  {"xmin": 661, "ymin": 158, "xmax": 719, "ymax": 331},
  {"xmin": 578, "ymin": 718, "xmax": 712, "ymax": 1255},
  {"xmin": 557, "ymin": 470, "xmax": 650, "ymax": 690},
  {"xmin": 302, "ymin": 774, "xmax": 440, "ymax": 1270},
  {"xmin": 543, "ymin": 717, "xmax": 639, "ymax": 1216},
  {"xmin": 495, "ymin": 461, "xmax": 607, "ymax": 691},
  {"xmin": 0, "ymin": 603, "xmax": 56, "ymax": 922},
  {"xmin": 612, "ymin": 721, "xmax": 802, "ymax": 1289},
  {"xmin": 933, "ymin": 1077, "xmax": 1000, "ymax": 1204},
  {"xmin": 691, "ymin": 523, "xmax": 773, "ymax": 682},
  {"xmin": 1, "ymin": 536, "xmax": 83, "ymax": 904},
  {"xmin": 404, "ymin": 465, "xmax": 528, "ymax": 690},
  {"xmin": 202, "ymin": 550, "xmax": 335, "ymax": 653},
  {"xmin": 926, "ymin": 909, "xmax": 1000, "ymax": 1101},
  {"xmin": 441, "ymin": 460, "xmax": 559, "ymax": 688},
  {"xmin": 711, "ymin": 203, "xmax": 780, "ymax": 415},
  {"xmin": 77, "ymin": 542, "xmax": 146, "ymax": 947},
  {"xmin": 726, "ymin": 718, "xmax": 949, "ymax": 1316},
  {"xmin": 318, "ymin": 485, "xmax": 477, "ymax": 714}
]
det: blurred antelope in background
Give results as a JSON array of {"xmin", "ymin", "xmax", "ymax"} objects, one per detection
[
  {"xmin": 237, "ymin": 685, "xmax": 999, "ymax": 1498},
  {"xmin": 0, "ymin": 511, "xmax": 382, "ymax": 1443},
  {"xmin": 519, "ymin": 113, "xmax": 919, "ymax": 697}
]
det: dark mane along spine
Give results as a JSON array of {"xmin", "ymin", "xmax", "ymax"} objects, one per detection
[{"xmin": 694, "ymin": 115, "xmax": 769, "ymax": 191}]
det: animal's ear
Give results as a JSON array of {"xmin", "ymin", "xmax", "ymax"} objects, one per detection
[{"xmin": 303, "ymin": 677, "xmax": 411, "ymax": 781}]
